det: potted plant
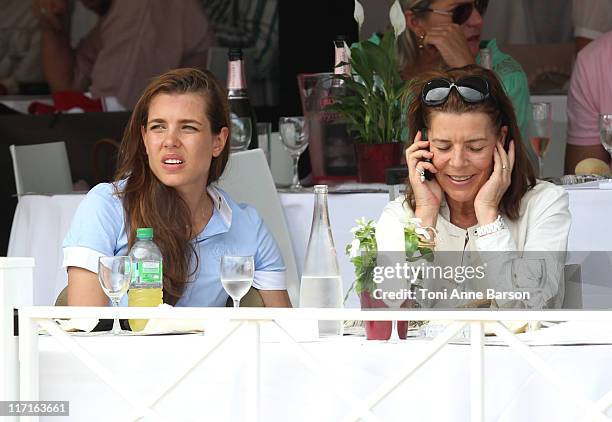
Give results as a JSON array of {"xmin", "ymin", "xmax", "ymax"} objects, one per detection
[
  {"xmin": 326, "ymin": 1, "xmax": 410, "ymax": 183},
  {"xmin": 346, "ymin": 216, "xmax": 434, "ymax": 340}
]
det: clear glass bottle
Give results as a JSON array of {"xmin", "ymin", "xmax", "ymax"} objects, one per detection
[
  {"xmin": 227, "ymin": 47, "xmax": 258, "ymax": 148},
  {"xmin": 479, "ymin": 47, "xmax": 492, "ymax": 69},
  {"xmin": 127, "ymin": 227, "xmax": 163, "ymax": 332},
  {"xmin": 299, "ymin": 185, "xmax": 344, "ymax": 336}
]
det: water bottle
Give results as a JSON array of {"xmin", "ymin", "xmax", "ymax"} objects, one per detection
[
  {"xmin": 299, "ymin": 185, "xmax": 344, "ymax": 336},
  {"xmin": 127, "ymin": 227, "xmax": 163, "ymax": 331}
]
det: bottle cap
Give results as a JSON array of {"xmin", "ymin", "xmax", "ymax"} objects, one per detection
[
  {"xmin": 136, "ymin": 227, "xmax": 154, "ymax": 239},
  {"xmin": 228, "ymin": 47, "xmax": 243, "ymax": 60}
]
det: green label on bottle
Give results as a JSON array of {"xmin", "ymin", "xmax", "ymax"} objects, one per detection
[{"xmin": 137, "ymin": 261, "xmax": 162, "ymax": 283}]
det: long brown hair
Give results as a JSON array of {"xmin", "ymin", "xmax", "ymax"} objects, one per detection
[
  {"xmin": 406, "ymin": 65, "xmax": 536, "ymax": 220},
  {"xmin": 115, "ymin": 68, "xmax": 230, "ymax": 305}
]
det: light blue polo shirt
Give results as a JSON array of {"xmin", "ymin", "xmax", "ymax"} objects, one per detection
[{"xmin": 62, "ymin": 181, "xmax": 286, "ymax": 306}]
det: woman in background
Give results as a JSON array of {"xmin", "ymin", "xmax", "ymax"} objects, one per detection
[{"xmin": 397, "ymin": 0, "xmax": 536, "ymax": 167}]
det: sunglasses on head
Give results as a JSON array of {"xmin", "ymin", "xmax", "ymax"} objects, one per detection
[
  {"xmin": 421, "ymin": 76, "xmax": 490, "ymax": 106},
  {"xmin": 411, "ymin": 0, "xmax": 489, "ymax": 25}
]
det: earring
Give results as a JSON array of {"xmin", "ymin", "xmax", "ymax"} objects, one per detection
[{"xmin": 417, "ymin": 33, "xmax": 426, "ymax": 49}]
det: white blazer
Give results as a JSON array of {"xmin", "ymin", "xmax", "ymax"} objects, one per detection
[{"xmin": 376, "ymin": 181, "xmax": 571, "ymax": 308}]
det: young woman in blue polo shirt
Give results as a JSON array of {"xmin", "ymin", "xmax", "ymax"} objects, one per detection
[{"xmin": 62, "ymin": 68, "xmax": 291, "ymax": 307}]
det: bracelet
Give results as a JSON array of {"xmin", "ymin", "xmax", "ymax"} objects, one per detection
[{"xmin": 475, "ymin": 215, "xmax": 506, "ymax": 237}]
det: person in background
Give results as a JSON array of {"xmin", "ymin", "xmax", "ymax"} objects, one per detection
[
  {"xmin": 200, "ymin": 0, "xmax": 279, "ymax": 107},
  {"xmin": 63, "ymin": 68, "xmax": 291, "ymax": 307},
  {"xmin": 377, "ymin": 65, "xmax": 570, "ymax": 309},
  {"xmin": 573, "ymin": 0, "xmax": 612, "ymax": 54},
  {"xmin": 32, "ymin": 0, "xmax": 216, "ymax": 109},
  {"xmin": 0, "ymin": 0, "xmax": 45, "ymax": 95},
  {"xmin": 397, "ymin": 0, "xmax": 537, "ymax": 168},
  {"xmin": 564, "ymin": 30, "xmax": 612, "ymax": 174}
]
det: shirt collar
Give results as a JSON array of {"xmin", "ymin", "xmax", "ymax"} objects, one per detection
[{"xmin": 207, "ymin": 185, "xmax": 232, "ymax": 228}]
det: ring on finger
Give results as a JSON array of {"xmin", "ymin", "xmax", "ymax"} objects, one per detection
[{"xmin": 417, "ymin": 166, "xmax": 426, "ymax": 183}]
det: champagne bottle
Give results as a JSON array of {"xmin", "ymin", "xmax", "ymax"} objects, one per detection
[
  {"xmin": 227, "ymin": 47, "xmax": 258, "ymax": 149},
  {"xmin": 299, "ymin": 185, "xmax": 344, "ymax": 337},
  {"xmin": 325, "ymin": 35, "xmax": 356, "ymax": 177},
  {"xmin": 479, "ymin": 47, "xmax": 492, "ymax": 69}
]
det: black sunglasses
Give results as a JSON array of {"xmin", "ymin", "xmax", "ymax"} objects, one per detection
[
  {"xmin": 421, "ymin": 76, "xmax": 490, "ymax": 106},
  {"xmin": 411, "ymin": 0, "xmax": 489, "ymax": 25}
]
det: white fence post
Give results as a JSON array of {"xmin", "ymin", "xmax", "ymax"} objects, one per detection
[
  {"xmin": 0, "ymin": 257, "xmax": 34, "ymax": 421},
  {"xmin": 471, "ymin": 321, "xmax": 484, "ymax": 422}
]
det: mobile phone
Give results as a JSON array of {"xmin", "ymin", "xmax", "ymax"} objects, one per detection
[{"xmin": 421, "ymin": 128, "xmax": 434, "ymax": 181}]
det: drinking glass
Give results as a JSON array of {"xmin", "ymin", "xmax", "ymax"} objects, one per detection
[
  {"xmin": 256, "ymin": 121, "xmax": 272, "ymax": 164},
  {"xmin": 220, "ymin": 255, "xmax": 254, "ymax": 308},
  {"xmin": 98, "ymin": 256, "xmax": 132, "ymax": 335},
  {"xmin": 599, "ymin": 114, "xmax": 612, "ymax": 158},
  {"xmin": 529, "ymin": 102, "xmax": 552, "ymax": 179},
  {"xmin": 279, "ymin": 116, "xmax": 309, "ymax": 191},
  {"xmin": 230, "ymin": 116, "xmax": 252, "ymax": 152},
  {"xmin": 511, "ymin": 258, "xmax": 547, "ymax": 331}
]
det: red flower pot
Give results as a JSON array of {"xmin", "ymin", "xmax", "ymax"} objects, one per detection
[
  {"xmin": 354, "ymin": 143, "xmax": 403, "ymax": 183},
  {"xmin": 359, "ymin": 292, "xmax": 409, "ymax": 340}
]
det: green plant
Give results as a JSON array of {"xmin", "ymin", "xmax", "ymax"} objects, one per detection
[
  {"xmin": 326, "ymin": 28, "xmax": 410, "ymax": 145},
  {"xmin": 345, "ymin": 217, "xmax": 434, "ymax": 302}
]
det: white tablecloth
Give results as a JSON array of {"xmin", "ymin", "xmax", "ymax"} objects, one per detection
[
  {"xmin": 34, "ymin": 331, "xmax": 612, "ymax": 421},
  {"xmin": 8, "ymin": 188, "xmax": 612, "ymax": 307}
]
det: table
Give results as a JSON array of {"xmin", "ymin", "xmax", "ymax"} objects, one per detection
[
  {"xmin": 21, "ymin": 310, "xmax": 612, "ymax": 422},
  {"xmin": 8, "ymin": 187, "xmax": 612, "ymax": 307}
]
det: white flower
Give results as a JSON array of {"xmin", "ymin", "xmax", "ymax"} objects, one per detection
[
  {"xmin": 354, "ymin": 0, "xmax": 365, "ymax": 32},
  {"xmin": 389, "ymin": 0, "xmax": 407, "ymax": 39},
  {"xmin": 349, "ymin": 238, "xmax": 361, "ymax": 258},
  {"xmin": 415, "ymin": 227, "xmax": 432, "ymax": 241},
  {"xmin": 400, "ymin": 214, "xmax": 423, "ymax": 227}
]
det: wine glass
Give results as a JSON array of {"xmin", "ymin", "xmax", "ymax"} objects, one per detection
[
  {"xmin": 98, "ymin": 256, "xmax": 132, "ymax": 335},
  {"xmin": 220, "ymin": 255, "xmax": 254, "ymax": 308},
  {"xmin": 599, "ymin": 114, "xmax": 612, "ymax": 158},
  {"xmin": 511, "ymin": 258, "xmax": 547, "ymax": 331},
  {"xmin": 279, "ymin": 116, "xmax": 309, "ymax": 191},
  {"xmin": 230, "ymin": 116, "xmax": 252, "ymax": 152},
  {"xmin": 529, "ymin": 102, "xmax": 552, "ymax": 179}
]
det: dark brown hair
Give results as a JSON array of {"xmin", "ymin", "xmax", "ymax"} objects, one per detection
[
  {"xmin": 406, "ymin": 65, "xmax": 536, "ymax": 220},
  {"xmin": 115, "ymin": 68, "xmax": 230, "ymax": 305}
]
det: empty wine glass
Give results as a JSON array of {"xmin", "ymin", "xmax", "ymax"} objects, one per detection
[
  {"xmin": 529, "ymin": 102, "xmax": 552, "ymax": 179},
  {"xmin": 98, "ymin": 256, "xmax": 132, "ymax": 335},
  {"xmin": 279, "ymin": 116, "xmax": 309, "ymax": 191},
  {"xmin": 511, "ymin": 258, "xmax": 547, "ymax": 331},
  {"xmin": 599, "ymin": 114, "xmax": 612, "ymax": 158},
  {"xmin": 230, "ymin": 116, "xmax": 252, "ymax": 152},
  {"xmin": 220, "ymin": 255, "xmax": 254, "ymax": 308}
]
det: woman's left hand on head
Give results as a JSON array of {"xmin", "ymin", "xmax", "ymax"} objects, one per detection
[
  {"xmin": 424, "ymin": 24, "xmax": 475, "ymax": 68},
  {"xmin": 474, "ymin": 140, "xmax": 515, "ymax": 225}
]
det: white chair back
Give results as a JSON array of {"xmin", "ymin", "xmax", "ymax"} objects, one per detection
[
  {"xmin": 563, "ymin": 263, "xmax": 582, "ymax": 309},
  {"xmin": 216, "ymin": 149, "xmax": 300, "ymax": 306},
  {"xmin": 9, "ymin": 141, "xmax": 72, "ymax": 197}
]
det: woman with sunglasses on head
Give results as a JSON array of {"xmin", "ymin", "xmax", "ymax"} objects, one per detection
[
  {"xmin": 396, "ymin": 0, "xmax": 536, "ymax": 167},
  {"xmin": 376, "ymin": 65, "xmax": 570, "ymax": 309},
  {"xmin": 62, "ymin": 68, "xmax": 292, "ymax": 308}
]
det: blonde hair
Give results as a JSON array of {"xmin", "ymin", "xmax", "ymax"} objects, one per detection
[{"xmin": 397, "ymin": 0, "xmax": 430, "ymax": 71}]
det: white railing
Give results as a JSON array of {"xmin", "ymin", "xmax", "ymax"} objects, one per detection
[{"xmin": 17, "ymin": 307, "xmax": 612, "ymax": 422}]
